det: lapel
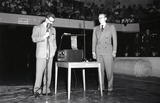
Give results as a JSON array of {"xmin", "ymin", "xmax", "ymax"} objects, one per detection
[
  {"xmin": 97, "ymin": 25, "xmax": 102, "ymax": 40},
  {"xmin": 40, "ymin": 24, "xmax": 52, "ymax": 37},
  {"xmin": 40, "ymin": 24, "xmax": 46, "ymax": 36},
  {"xmin": 100, "ymin": 24, "xmax": 109, "ymax": 40}
]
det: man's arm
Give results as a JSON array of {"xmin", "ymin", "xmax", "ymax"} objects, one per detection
[
  {"xmin": 92, "ymin": 27, "xmax": 97, "ymax": 59},
  {"xmin": 112, "ymin": 25, "xmax": 117, "ymax": 57},
  {"xmin": 52, "ymin": 28, "xmax": 57, "ymax": 50},
  {"xmin": 31, "ymin": 26, "xmax": 48, "ymax": 43}
]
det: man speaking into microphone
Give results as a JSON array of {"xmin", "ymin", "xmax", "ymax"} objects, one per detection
[{"xmin": 31, "ymin": 12, "xmax": 57, "ymax": 98}]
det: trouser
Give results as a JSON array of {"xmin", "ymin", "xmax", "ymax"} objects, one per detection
[
  {"xmin": 34, "ymin": 58, "xmax": 53, "ymax": 94},
  {"xmin": 97, "ymin": 55, "xmax": 113, "ymax": 90}
]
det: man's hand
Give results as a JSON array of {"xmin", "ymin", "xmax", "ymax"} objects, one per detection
[
  {"xmin": 92, "ymin": 52, "xmax": 96, "ymax": 59},
  {"xmin": 44, "ymin": 32, "xmax": 50, "ymax": 38},
  {"xmin": 112, "ymin": 51, "xmax": 116, "ymax": 57}
]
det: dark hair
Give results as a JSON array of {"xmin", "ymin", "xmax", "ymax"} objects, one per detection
[{"xmin": 46, "ymin": 12, "xmax": 55, "ymax": 19}]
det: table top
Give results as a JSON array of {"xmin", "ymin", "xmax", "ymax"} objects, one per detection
[{"xmin": 56, "ymin": 61, "xmax": 100, "ymax": 68}]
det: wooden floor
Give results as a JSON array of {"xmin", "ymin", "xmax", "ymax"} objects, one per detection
[{"xmin": 0, "ymin": 69, "xmax": 160, "ymax": 103}]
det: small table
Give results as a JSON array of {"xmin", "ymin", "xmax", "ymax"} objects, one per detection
[{"xmin": 55, "ymin": 61, "xmax": 103, "ymax": 100}]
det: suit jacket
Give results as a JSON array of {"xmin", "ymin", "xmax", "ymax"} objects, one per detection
[
  {"xmin": 32, "ymin": 23, "xmax": 57, "ymax": 58},
  {"xmin": 92, "ymin": 23, "xmax": 117, "ymax": 55}
]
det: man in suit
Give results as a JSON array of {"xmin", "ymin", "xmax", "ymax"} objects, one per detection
[
  {"xmin": 92, "ymin": 13, "xmax": 117, "ymax": 93},
  {"xmin": 31, "ymin": 13, "xmax": 57, "ymax": 98}
]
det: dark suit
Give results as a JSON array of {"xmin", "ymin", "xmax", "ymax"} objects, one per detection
[
  {"xmin": 92, "ymin": 23, "xmax": 117, "ymax": 91},
  {"xmin": 32, "ymin": 23, "xmax": 57, "ymax": 94}
]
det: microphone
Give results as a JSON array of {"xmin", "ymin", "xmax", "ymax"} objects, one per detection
[
  {"xmin": 64, "ymin": 33, "xmax": 71, "ymax": 35},
  {"xmin": 61, "ymin": 35, "xmax": 64, "ymax": 39},
  {"xmin": 46, "ymin": 23, "xmax": 52, "ymax": 32},
  {"xmin": 61, "ymin": 33, "xmax": 71, "ymax": 39}
]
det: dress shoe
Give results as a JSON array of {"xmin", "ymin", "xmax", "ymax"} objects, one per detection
[
  {"xmin": 107, "ymin": 91, "xmax": 112, "ymax": 95},
  {"xmin": 42, "ymin": 93, "xmax": 53, "ymax": 96},
  {"xmin": 98, "ymin": 85, "xmax": 105, "ymax": 91},
  {"xmin": 107, "ymin": 89, "xmax": 113, "ymax": 95},
  {"xmin": 108, "ymin": 88, "xmax": 113, "ymax": 92},
  {"xmin": 34, "ymin": 93, "xmax": 41, "ymax": 99}
]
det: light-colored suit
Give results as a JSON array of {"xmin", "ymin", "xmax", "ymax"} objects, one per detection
[
  {"xmin": 92, "ymin": 23, "xmax": 117, "ymax": 90},
  {"xmin": 32, "ymin": 23, "xmax": 57, "ymax": 94}
]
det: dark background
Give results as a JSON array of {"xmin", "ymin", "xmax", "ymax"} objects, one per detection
[{"xmin": 0, "ymin": 22, "xmax": 160, "ymax": 85}]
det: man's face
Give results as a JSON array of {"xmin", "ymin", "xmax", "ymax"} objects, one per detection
[
  {"xmin": 136, "ymin": 34, "xmax": 139, "ymax": 38},
  {"xmin": 146, "ymin": 30, "xmax": 150, "ymax": 35},
  {"xmin": 99, "ymin": 14, "xmax": 107, "ymax": 24},
  {"xmin": 46, "ymin": 17, "xmax": 55, "ymax": 24}
]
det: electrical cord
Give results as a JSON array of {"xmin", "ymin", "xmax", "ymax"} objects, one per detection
[
  {"xmin": 15, "ymin": 35, "xmax": 52, "ymax": 103},
  {"xmin": 13, "ymin": 84, "xmax": 46, "ymax": 103},
  {"xmin": 58, "ymin": 34, "xmax": 64, "ymax": 51},
  {"xmin": 14, "ymin": 59, "xmax": 50, "ymax": 102},
  {"xmin": 71, "ymin": 69, "xmax": 78, "ymax": 93}
]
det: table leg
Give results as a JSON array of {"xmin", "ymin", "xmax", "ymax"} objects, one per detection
[
  {"xmin": 82, "ymin": 69, "xmax": 86, "ymax": 91},
  {"xmin": 55, "ymin": 62, "xmax": 58, "ymax": 94},
  {"xmin": 68, "ymin": 65, "xmax": 71, "ymax": 100},
  {"xmin": 98, "ymin": 64, "xmax": 103, "ymax": 96}
]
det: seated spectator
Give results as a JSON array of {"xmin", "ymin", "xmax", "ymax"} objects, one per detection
[
  {"xmin": 23, "ymin": 0, "xmax": 31, "ymax": 14},
  {"xmin": 141, "ymin": 29, "xmax": 152, "ymax": 56},
  {"xmin": 128, "ymin": 15, "xmax": 135, "ymax": 23},
  {"xmin": 115, "ymin": 17, "xmax": 121, "ymax": 23},
  {"xmin": 10, "ymin": 1, "xmax": 17, "ymax": 13},
  {"xmin": 31, "ymin": 2, "xmax": 42, "ymax": 15},
  {"xmin": 99, "ymin": 4, "xmax": 105, "ymax": 13},
  {"xmin": 86, "ymin": 13, "xmax": 93, "ymax": 21},
  {"xmin": 127, "ymin": 5, "xmax": 133, "ymax": 15},
  {"xmin": 133, "ymin": 33, "xmax": 142, "ymax": 56},
  {"xmin": 124, "ymin": 45, "xmax": 131, "ymax": 57},
  {"xmin": 150, "ymin": 46, "xmax": 158, "ymax": 57},
  {"xmin": 146, "ymin": 3, "xmax": 156, "ymax": 13},
  {"xmin": 114, "ymin": 2, "xmax": 121, "ymax": 11},
  {"xmin": 121, "ymin": 16, "xmax": 129, "ymax": 26}
]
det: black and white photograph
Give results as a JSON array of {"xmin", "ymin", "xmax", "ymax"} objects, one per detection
[{"xmin": 0, "ymin": 0, "xmax": 160, "ymax": 103}]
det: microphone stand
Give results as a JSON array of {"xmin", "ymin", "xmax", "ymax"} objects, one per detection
[
  {"xmin": 45, "ymin": 23, "xmax": 52, "ymax": 98},
  {"xmin": 45, "ymin": 29, "xmax": 50, "ymax": 98},
  {"xmin": 83, "ymin": 12, "xmax": 88, "ymax": 62},
  {"xmin": 58, "ymin": 34, "xmax": 64, "ymax": 51}
]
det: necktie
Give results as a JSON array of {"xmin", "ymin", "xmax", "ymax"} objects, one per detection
[{"xmin": 101, "ymin": 25, "xmax": 104, "ymax": 32}]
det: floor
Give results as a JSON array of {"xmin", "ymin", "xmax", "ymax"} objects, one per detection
[{"xmin": 0, "ymin": 68, "xmax": 160, "ymax": 103}]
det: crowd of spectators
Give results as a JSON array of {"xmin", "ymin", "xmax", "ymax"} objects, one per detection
[
  {"xmin": 0, "ymin": 0, "xmax": 160, "ymax": 57},
  {"xmin": 0, "ymin": 0, "xmax": 94, "ymax": 20},
  {"xmin": 124, "ymin": 29, "xmax": 160, "ymax": 57},
  {"xmin": 0, "ymin": 0, "xmax": 160, "ymax": 24},
  {"xmin": 111, "ymin": 2, "xmax": 160, "ymax": 25}
]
